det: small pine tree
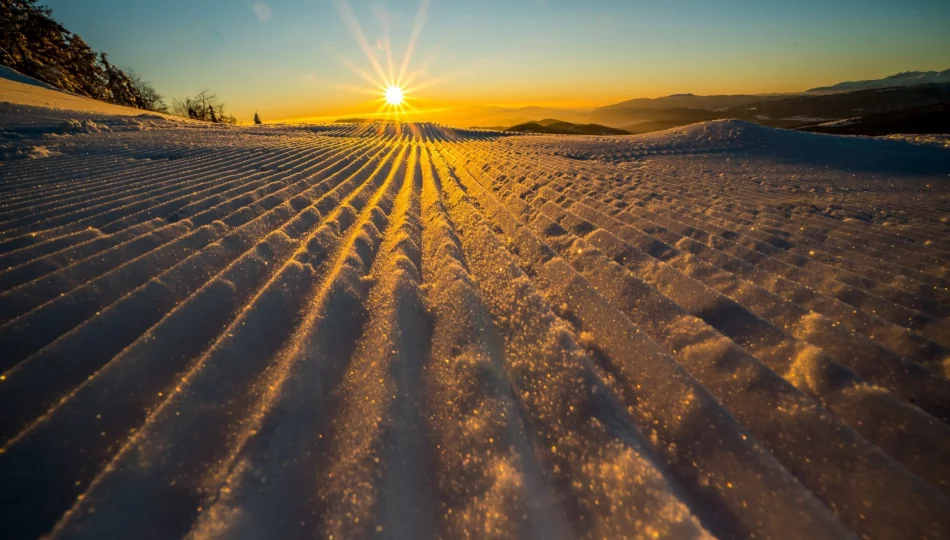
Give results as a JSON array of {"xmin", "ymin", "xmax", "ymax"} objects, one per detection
[{"xmin": 253, "ymin": 112, "xmax": 262, "ymax": 125}]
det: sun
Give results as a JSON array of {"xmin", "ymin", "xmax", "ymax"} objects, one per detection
[
  {"xmin": 332, "ymin": 0, "xmax": 433, "ymax": 122},
  {"xmin": 384, "ymin": 85, "xmax": 404, "ymax": 106}
]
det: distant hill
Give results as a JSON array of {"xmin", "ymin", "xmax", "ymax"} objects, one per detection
[
  {"xmin": 727, "ymin": 83, "xmax": 950, "ymax": 124},
  {"xmin": 590, "ymin": 95, "xmax": 787, "ymax": 127},
  {"xmin": 796, "ymin": 102, "xmax": 950, "ymax": 136},
  {"xmin": 595, "ymin": 93, "xmax": 783, "ymax": 113},
  {"xmin": 507, "ymin": 120, "xmax": 628, "ymax": 135},
  {"xmin": 424, "ymin": 106, "xmax": 592, "ymax": 128},
  {"xmin": 807, "ymin": 69, "xmax": 950, "ymax": 94},
  {"xmin": 505, "ymin": 83, "xmax": 950, "ymax": 137},
  {"xmin": 591, "ymin": 71, "xmax": 950, "ymax": 132}
]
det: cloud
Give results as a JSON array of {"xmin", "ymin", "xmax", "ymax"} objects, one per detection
[{"xmin": 252, "ymin": 3, "xmax": 272, "ymax": 22}]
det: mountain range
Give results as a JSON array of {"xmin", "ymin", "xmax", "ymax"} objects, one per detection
[
  {"xmin": 806, "ymin": 69, "xmax": 950, "ymax": 94},
  {"xmin": 500, "ymin": 69, "xmax": 950, "ymax": 136},
  {"xmin": 797, "ymin": 102, "xmax": 950, "ymax": 137}
]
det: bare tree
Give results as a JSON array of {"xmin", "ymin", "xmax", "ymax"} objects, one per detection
[
  {"xmin": 127, "ymin": 69, "xmax": 168, "ymax": 113},
  {"xmin": 171, "ymin": 89, "xmax": 236, "ymax": 124},
  {"xmin": 99, "ymin": 51, "xmax": 145, "ymax": 108}
]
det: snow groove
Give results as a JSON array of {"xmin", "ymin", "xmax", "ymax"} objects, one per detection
[{"xmin": 1, "ymin": 120, "xmax": 948, "ymax": 539}]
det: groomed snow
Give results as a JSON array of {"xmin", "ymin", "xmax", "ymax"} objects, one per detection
[
  {"xmin": 0, "ymin": 66, "xmax": 174, "ymax": 119},
  {"xmin": 1, "ymin": 74, "xmax": 950, "ymax": 539}
]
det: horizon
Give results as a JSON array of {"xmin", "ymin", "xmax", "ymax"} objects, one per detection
[{"xmin": 33, "ymin": 0, "xmax": 950, "ymax": 123}]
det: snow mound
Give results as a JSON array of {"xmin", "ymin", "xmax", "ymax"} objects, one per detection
[
  {"xmin": 633, "ymin": 118, "xmax": 785, "ymax": 149},
  {"xmin": 0, "ymin": 144, "xmax": 61, "ymax": 160},
  {"xmin": 0, "ymin": 65, "xmax": 59, "ymax": 91},
  {"xmin": 54, "ymin": 119, "xmax": 110, "ymax": 135},
  {"xmin": 887, "ymin": 133, "xmax": 950, "ymax": 149},
  {"xmin": 523, "ymin": 118, "xmax": 950, "ymax": 176}
]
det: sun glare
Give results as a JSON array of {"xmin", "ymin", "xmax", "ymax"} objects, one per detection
[
  {"xmin": 333, "ymin": 0, "xmax": 434, "ymax": 124},
  {"xmin": 385, "ymin": 85, "xmax": 404, "ymax": 106}
]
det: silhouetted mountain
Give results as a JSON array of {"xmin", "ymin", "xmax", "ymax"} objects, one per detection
[
  {"xmin": 502, "ymin": 81, "xmax": 950, "ymax": 137},
  {"xmin": 595, "ymin": 94, "xmax": 783, "ymax": 113},
  {"xmin": 727, "ymin": 83, "xmax": 950, "ymax": 124},
  {"xmin": 807, "ymin": 69, "xmax": 950, "ymax": 94},
  {"xmin": 591, "ymin": 95, "xmax": 788, "ymax": 126},
  {"xmin": 538, "ymin": 83, "xmax": 950, "ymax": 137},
  {"xmin": 593, "ymin": 72, "xmax": 950, "ymax": 131},
  {"xmin": 507, "ymin": 120, "xmax": 628, "ymax": 135},
  {"xmin": 433, "ymin": 106, "xmax": 591, "ymax": 128},
  {"xmin": 796, "ymin": 102, "xmax": 950, "ymax": 136}
]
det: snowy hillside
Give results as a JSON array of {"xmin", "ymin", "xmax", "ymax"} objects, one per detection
[
  {"xmin": 2, "ymin": 78, "xmax": 950, "ymax": 539},
  {"xmin": 807, "ymin": 68, "xmax": 950, "ymax": 93},
  {"xmin": 0, "ymin": 66, "xmax": 167, "ymax": 120},
  {"xmin": 0, "ymin": 69, "xmax": 184, "ymax": 161}
]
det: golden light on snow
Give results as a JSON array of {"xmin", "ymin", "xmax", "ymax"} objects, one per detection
[{"xmin": 384, "ymin": 85, "xmax": 404, "ymax": 106}]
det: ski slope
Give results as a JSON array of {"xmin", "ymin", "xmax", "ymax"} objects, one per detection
[{"xmin": 1, "ymin": 91, "xmax": 950, "ymax": 539}]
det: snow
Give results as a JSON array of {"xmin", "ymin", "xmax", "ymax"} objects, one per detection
[
  {"xmin": 1, "ymin": 77, "xmax": 950, "ymax": 539},
  {"xmin": 784, "ymin": 115, "xmax": 830, "ymax": 122},
  {"xmin": 887, "ymin": 133, "xmax": 950, "ymax": 149},
  {"xmin": 816, "ymin": 117, "xmax": 860, "ymax": 128},
  {"xmin": 0, "ymin": 67, "xmax": 170, "ymax": 119},
  {"xmin": 0, "ymin": 66, "xmax": 58, "ymax": 91}
]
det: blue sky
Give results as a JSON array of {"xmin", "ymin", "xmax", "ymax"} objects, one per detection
[{"xmin": 40, "ymin": 0, "xmax": 950, "ymax": 122}]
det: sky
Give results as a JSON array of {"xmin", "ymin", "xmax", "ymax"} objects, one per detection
[{"xmin": 40, "ymin": 0, "xmax": 950, "ymax": 123}]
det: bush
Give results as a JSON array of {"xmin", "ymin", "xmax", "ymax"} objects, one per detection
[
  {"xmin": 171, "ymin": 90, "xmax": 237, "ymax": 124},
  {"xmin": 127, "ymin": 70, "xmax": 168, "ymax": 113}
]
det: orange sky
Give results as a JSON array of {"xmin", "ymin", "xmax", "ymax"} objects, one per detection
[{"xmin": 43, "ymin": 0, "xmax": 950, "ymax": 124}]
